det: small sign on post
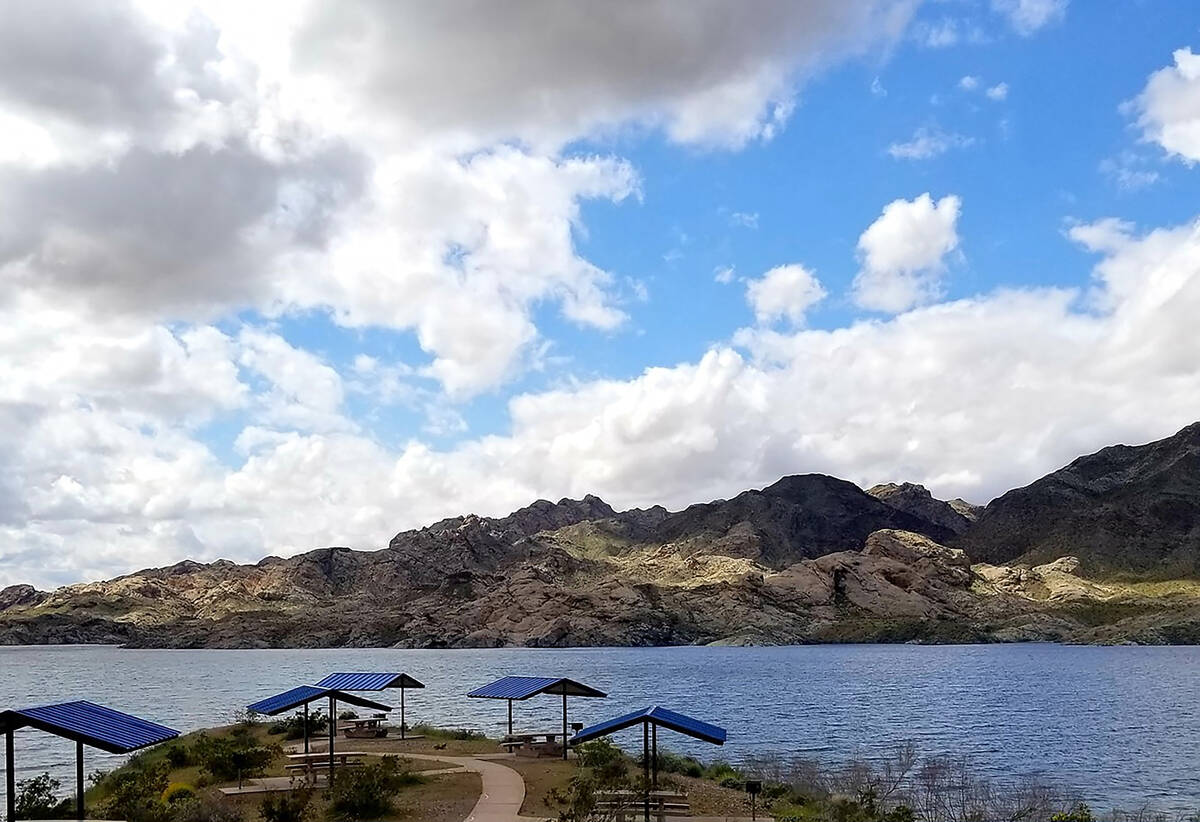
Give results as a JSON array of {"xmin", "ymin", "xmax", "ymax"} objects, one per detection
[{"xmin": 745, "ymin": 779, "xmax": 762, "ymax": 821}]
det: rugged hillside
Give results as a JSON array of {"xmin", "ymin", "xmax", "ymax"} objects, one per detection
[
  {"xmin": 868, "ymin": 482, "xmax": 975, "ymax": 535},
  {"xmin": 959, "ymin": 423, "xmax": 1200, "ymax": 576},
  {"xmin": 3, "ymin": 440, "xmax": 1200, "ymax": 649}
]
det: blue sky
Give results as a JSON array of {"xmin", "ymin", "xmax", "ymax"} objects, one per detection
[{"xmin": 3, "ymin": 0, "xmax": 1200, "ymax": 587}]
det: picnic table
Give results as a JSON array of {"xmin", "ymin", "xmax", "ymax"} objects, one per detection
[
  {"xmin": 593, "ymin": 788, "xmax": 690, "ymax": 822},
  {"xmin": 284, "ymin": 750, "xmax": 367, "ymax": 780},
  {"xmin": 499, "ymin": 732, "xmax": 564, "ymax": 757}
]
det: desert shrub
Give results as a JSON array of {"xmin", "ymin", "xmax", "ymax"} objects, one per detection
[
  {"xmin": 1051, "ymin": 804, "xmax": 1096, "ymax": 822},
  {"xmin": 576, "ymin": 738, "xmax": 623, "ymax": 770},
  {"xmin": 550, "ymin": 765, "xmax": 643, "ymax": 822},
  {"xmin": 409, "ymin": 723, "xmax": 485, "ymax": 741},
  {"xmin": 163, "ymin": 742, "xmax": 194, "ymax": 768},
  {"xmin": 98, "ymin": 757, "xmax": 171, "ymax": 822},
  {"xmin": 259, "ymin": 785, "xmax": 312, "ymax": 822},
  {"xmin": 170, "ymin": 795, "xmax": 245, "ymax": 822},
  {"xmin": 161, "ymin": 782, "xmax": 197, "ymax": 805},
  {"xmin": 338, "ymin": 710, "xmax": 358, "ymax": 720},
  {"xmin": 192, "ymin": 732, "xmax": 278, "ymax": 784},
  {"xmin": 739, "ymin": 744, "xmax": 1086, "ymax": 822},
  {"xmin": 324, "ymin": 756, "xmax": 419, "ymax": 820},
  {"xmin": 268, "ymin": 710, "xmax": 328, "ymax": 740},
  {"xmin": 703, "ymin": 759, "xmax": 742, "ymax": 783},
  {"xmin": 655, "ymin": 749, "xmax": 703, "ymax": 778},
  {"xmin": 12, "ymin": 772, "xmax": 74, "ymax": 819}
]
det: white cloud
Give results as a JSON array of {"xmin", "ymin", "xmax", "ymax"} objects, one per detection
[
  {"xmin": 887, "ymin": 126, "xmax": 976, "ymax": 159},
  {"xmin": 853, "ymin": 193, "xmax": 962, "ymax": 312},
  {"xmin": 1130, "ymin": 48, "xmax": 1200, "ymax": 164},
  {"xmin": 746, "ymin": 264, "xmax": 827, "ymax": 325},
  {"xmin": 6, "ymin": 210, "xmax": 1200, "ymax": 589},
  {"xmin": 913, "ymin": 18, "xmax": 960, "ymax": 48},
  {"xmin": 986, "ymin": 82, "xmax": 1009, "ymax": 101},
  {"xmin": 714, "ymin": 266, "xmax": 736, "ymax": 284},
  {"xmin": 959, "ymin": 75, "xmax": 981, "ymax": 91},
  {"xmin": 728, "ymin": 211, "xmax": 760, "ymax": 229},
  {"xmin": 991, "ymin": 0, "xmax": 1068, "ymax": 35},
  {"xmin": 1099, "ymin": 151, "xmax": 1160, "ymax": 191}
]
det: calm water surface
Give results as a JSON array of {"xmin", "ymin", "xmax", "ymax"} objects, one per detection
[{"xmin": 0, "ymin": 644, "xmax": 1196, "ymax": 812}]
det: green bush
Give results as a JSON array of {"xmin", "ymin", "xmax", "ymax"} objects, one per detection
[
  {"xmin": 409, "ymin": 723, "xmax": 486, "ymax": 741},
  {"xmin": 324, "ymin": 756, "xmax": 419, "ymax": 820},
  {"xmin": 163, "ymin": 742, "xmax": 194, "ymax": 768},
  {"xmin": 268, "ymin": 710, "xmax": 329, "ymax": 740},
  {"xmin": 1052, "ymin": 804, "xmax": 1096, "ymax": 822},
  {"xmin": 192, "ymin": 732, "xmax": 278, "ymax": 783},
  {"xmin": 655, "ymin": 749, "xmax": 703, "ymax": 778},
  {"xmin": 259, "ymin": 786, "xmax": 312, "ymax": 822},
  {"xmin": 12, "ymin": 772, "xmax": 74, "ymax": 820},
  {"xmin": 576, "ymin": 738, "xmax": 623, "ymax": 770},
  {"xmin": 98, "ymin": 758, "xmax": 171, "ymax": 822},
  {"xmin": 338, "ymin": 710, "xmax": 358, "ymax": 720},
  {"xmin": 703, "ymin": 760, "xmax": 741, "ymax": 782}
]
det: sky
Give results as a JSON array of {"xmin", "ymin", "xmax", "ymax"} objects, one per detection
[{"xmin": 2, "ymin": 0, "xmax": 1200, "ymax": 589}]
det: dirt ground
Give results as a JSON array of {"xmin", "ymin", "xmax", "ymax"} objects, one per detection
[{"xmin": 505, "ymin": 757, "xmax": 579, "ymax": 817}]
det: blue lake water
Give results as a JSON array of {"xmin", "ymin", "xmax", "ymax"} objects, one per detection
[{"xmin": 1, "ymin": 643, "xmax": 1197, "ymax": 813}]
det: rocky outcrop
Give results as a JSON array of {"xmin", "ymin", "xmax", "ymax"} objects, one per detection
[
  {"xmin": 651, "ymin": 474, "xmax": 960, "ymax": 568},
  {"xmin": 0, "ymin": 584, "xmax": 45, "ymax": 611},
  {"xmin": 868, "ymin": 483, "xmax": 975, "ymax": 535},
  {"xmin": 958, "ymin": 422, "xmax": 1200, "ymax": 575}
]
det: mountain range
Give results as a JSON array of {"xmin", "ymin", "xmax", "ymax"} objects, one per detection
[{"xmin": 3, "ymin": 423, "xmax": 1200, "ymax": 648}]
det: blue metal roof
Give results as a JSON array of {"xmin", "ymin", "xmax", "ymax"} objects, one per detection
[
  {"xmin": 467, "ymin": 676, "xmax": 606, "ymax": 700},
  {"xmin": 246, "ymin": 685, "xmax": 393, "ymax": 716},
  {"xmin": 314, "ymin": 672, "xmax": 425, "ymax": 691},
  {"xmin": 571, "ymin": 706, "xmax": 727, "ymax": 746},
  {"xmin": 0, "ymin": 701, "xmax": 179, "ymax": 755}
]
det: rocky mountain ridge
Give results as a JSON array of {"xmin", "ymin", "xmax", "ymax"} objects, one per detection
[{"xmin": 3, "ymin": 424, "xmax": 1200, "ymax": 648}]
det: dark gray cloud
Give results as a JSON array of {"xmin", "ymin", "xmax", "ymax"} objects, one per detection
[
  {"xmin": 293, "ymin": 0, "xmax": 917, "ymax": 146},
  {"xmin": 0, "ymin": 141, "xmax": 366, "ymax": 318}
]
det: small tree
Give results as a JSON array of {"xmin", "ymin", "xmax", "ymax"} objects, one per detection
[
  {"xmin": 324, "ymin": 756, "xmax": 418, "ymax": 820},
  {"xmin": 192, "ymin": 731, "xmax": 279, "ymax": 786},
  {"xmin": 13, "ymin": 772, "xmax": 73, "ymax": 820}
]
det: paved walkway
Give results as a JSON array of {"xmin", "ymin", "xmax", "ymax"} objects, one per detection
[{"xmin": 405, "ymin": 753, "xmax": 546, "ymax": 822}]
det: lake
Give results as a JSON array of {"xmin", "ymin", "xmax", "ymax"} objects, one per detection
[{"xmin": 1, "ymin": 643, "xmax": 1197, "ymax": 813}]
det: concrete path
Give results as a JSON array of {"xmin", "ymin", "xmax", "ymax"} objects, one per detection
[
  {"xmin": 221, "ymin": 748, "xmax": 543, "ymax": 822},
  {"xmin": 404, "ymin": 753, "xmax": 546, "ymax": 822}
]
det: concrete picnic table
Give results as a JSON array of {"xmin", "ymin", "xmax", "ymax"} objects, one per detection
[
  {"xmin": 285, "ymin": 750, "xmax": 367, "ymax": 776},
  {"xmin": 499, "ymin": 732, "xmax": 565, "ymax": 757}
]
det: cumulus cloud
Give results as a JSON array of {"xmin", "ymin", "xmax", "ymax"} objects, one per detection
[
  {"xmin": 5, "ymin": 209, "xmax": 1200, "ymax": 588},
  {"xmin": 291, "ymin": 0, "xmax": 919, "ymax": 151},
  {"xmin": 986, "ymin": 82, "xmax": 1010, "ymax": 101},
  {"xmin": 852, "ymin": 194, "xmax": 962, "ymax": 312},
  {"xmin": 746, "ymin": 264, "xmax": 827, "ymax": 325},
  {"xmin": 1130, "ymin": 47, "xmax": 1200, "ymax": 164},
  {"xmin": 991, "ymin": 0, "xmax": 1068, "ymax": 35}
]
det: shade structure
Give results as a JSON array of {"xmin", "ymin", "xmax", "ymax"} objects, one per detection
[
  {"xmin": 570, "ymin": 706, "xmax": 726, "ymax": 746},
  {"xmin": 571, "ymin": 706, "xmax": 727, "ymax": 822},
  {"xmin": 314, "ymin": 672, "xmax": 424, "ymax": 691},
  {"xmin": 247, "ymin": 686, "xmax": 392, "ymax": 772},
  {"xmin": 246, "ymin": 685, "xmax": 392, "ymax": 717},
  {"xmin": 2, "ymin": 701, "xmax": 179, "ymax": 822},
  {"xmin": 313, "ymin": 673, "xmax": 425, "ymax": 739},
  {"xmin": 468, "ymin": 676, "xmax": 606, "ymax": 760}
]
